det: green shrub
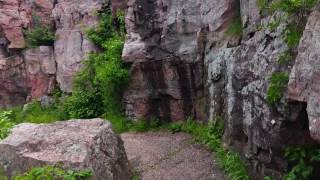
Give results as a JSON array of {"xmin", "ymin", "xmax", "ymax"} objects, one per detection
[
  {"xmin": 267, "ymin": 72, "xmax": 289, "ymax": 105},
  {"xmin": 19, "ymin": 101, "xmax": 62, "ymax": 124},
  {"xmin": 284, "ymin": 146, "xmax": 320, "ymax": 180},
  {"xmin": 65, "ymin": 9, "xmax": 129, "ymax": 118},
  {"xmin": 63, "ymin": 89, "xmax": 104, "ymax": 119},
  {"xmin": 0, "ymin": 110, "xmax": 14, "ymax": 140},
  {"xmin": 11, "ymin": 166, "xmax": 92, "ymax": 180},
  {"xmin": 284, "ymin": 25, "xmax": 303, "ymax": 48},
  {"xmin": 226, "ymin": 17, "xmax": 243, "ymax": 37},
  {"xmin": 24, "ymin": 25, "xmax": 55, "ymax": 48},
  {"xmin": 270, "ymin": 0, "xmax": 318, "ymax": 15},
  {"xmin": 258, "ymin": 0, "xmax": 268, "ymax": 10},
  {"xmin": 278, "ymin": 50, "xmax": 294, "ymax": 64}
]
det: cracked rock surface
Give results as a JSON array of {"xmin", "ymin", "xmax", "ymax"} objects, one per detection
[{"xmin": 0, "ymin": 119, "xmax": 131, "ymax": 180}]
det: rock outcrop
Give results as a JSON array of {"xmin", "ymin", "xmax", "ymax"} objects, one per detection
[
  {"xmin": 122, "ymin": 0, "xmax": 320, "ymax": 178},
  {"xmin": 288, "ymin": 9, "xmax": 320, "ymax": 143},
  {"xmin": 0, "ymin": 119, "xmax": 131, "ymax": 180},
  {"xmin": 123, "ymin": 0, "xmax": 235, "ymax": 121},
  {"xmin": 2, "ymin": 0, "xmax": 320, "ymax": 179},
  {"xmin": 0, "ymin": 0, "xmax": 106, "ymax": 107},
  {"xmin": 52, "ymin": 0, "xmax": 102, "ymax": 92}
]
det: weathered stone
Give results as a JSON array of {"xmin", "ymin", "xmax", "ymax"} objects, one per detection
[
  {"xmin": 123, "ymin": 0, "xmax": 235, "ymax": 121},
  {"xmin": 24, "ymin": 46, "xmax": 56, "ymax": 99},
  {"xmin": 0, "ymin": 119, "xmax": 131, "ymax": 180},
  {"xmin": 52, "ymin": 0, "xmax": 102, "ymax": 92},
  {"xmin": 0, "ymin": 56, "xmax": 28, "ymax": 108},
  {"xmin": 288, "ymin": 10, "xmax": 320, "ymax": 143},
  {"xmin": 0, "ymin": 0, "xmax": 55, "ymax": 107},
  {"xmin": 0, "ymin": 46, "xmax": 56, "ymax": 108},
  {"xmin": 0, "ymin": 0, "xmax": 53, "ymax": 50}
]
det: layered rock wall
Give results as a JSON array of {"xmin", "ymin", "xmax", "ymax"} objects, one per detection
[
  {"xmin": 0, "ymin": 0, "xmax": 106, "ymax": 107},
  {"xmin": 2, "ymin": 0, "xmax": 320, "ymax": 179},
  {"xmin": 122, "ymin": 0, "xmax": 320, "ymax": 178},
  {"xmin": 122, "ymin": 0, "xmax": 235, "ymax": 121}
]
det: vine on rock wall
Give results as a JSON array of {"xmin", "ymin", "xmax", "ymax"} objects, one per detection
[{"xmin": 63, "ymin": 9, "xmax": 129, "ymax": 118}]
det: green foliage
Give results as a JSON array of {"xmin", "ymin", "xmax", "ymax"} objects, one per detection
[
  {"xmin": 0, "ymin": 111, "xmax": 14, "ymax": 140},
  {"xmin": 268, "ymin": 17, "xmax": 282, "ymax": 31},
  {"xmin": 284, "ymin": 25, "xmax": 303, "ymax": 48},
  {"xmin": 226, "ymin": 17, "xmax": 243, "ymax": 37},
  {"xmin": 284, "ymin": 146, "xmax": 320, "ymax": 180},
  {"xmin": 14, "ymin": 101, "xmax": 62, "ymax": 124},
  {"xmin": 264, "ymin": 176, "xmax": 273, "ymax": 180},
  {"xmin": 105, "ymin": 114, "xmax": 161, "ymax": 134},
  {"xmin": 258, "ymin": 0, "xmax": 317, "ymax": 48},
  {"xmin": 267, "ymin": 72, "xmax": 289, "ymax": 105},
  {"xmin": 11, "ymin": 166, "xmax": 92, "ymax": 180},
  {"xmin": 63, "ymin": 88, "xmax": 104, "ymax": 119},
  {"xmin": 278, "ymin": 50, "xmax": 294, "ymax": 64},
  {"xmin": 167, "ymin": 118, "xmax": 250, "ymax": 180},
  {"xmin": 258, "ymin": 0, "xmax": 268, "ymax": 10},
  {"xmin": 64, "ymin": 9, "xmax": 129, "ymax": 118},
  {"xmin": 270, "ymin": 0, "xmax": 318, "ymax": 15},
  {"xmin": 24, "ymin": 25, "xmax": 55, "ymax": 48}
]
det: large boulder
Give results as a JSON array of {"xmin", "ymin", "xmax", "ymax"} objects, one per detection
[{"xmin": 0, "ymin": 119, "xmax": 131, "ymax": 180}]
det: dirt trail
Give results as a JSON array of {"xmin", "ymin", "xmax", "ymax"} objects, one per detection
[{"xmin": 121, "ymin": 132, "xmax": 225, "ymax": 180}]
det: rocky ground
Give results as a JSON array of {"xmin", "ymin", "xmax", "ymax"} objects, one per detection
[{"xmin": 121, "ymin": 132, "xmax": 225, "ymax": 180}]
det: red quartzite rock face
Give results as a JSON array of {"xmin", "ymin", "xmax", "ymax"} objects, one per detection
[
  {"xmin": 0, "ymin": 119, "xmax": 132, "ymax": 180},
  {"xmin": 0, "ymin": 0, "xmax": 53, "ymax": 49},
  {"xmin": 122, "ymin": 0, "xmax": 235, "ymax": 121},
  {"xmin": 52, "ymin": 0, "xmax": 102, "ymax": 92},
  {"xmin": 288, "ymin": 10, "xmax": 320, "ymax": 143},
  {"xmin": 0, "ymin": 0, "xmax": 108, "ymax": 107},
  {"xmin": 0, "ymin": 46, "xmax": 56, "ymax": 108},
  {"xmin": 0, "ymin": 0, "xmax": 55, "ymax": 107}
]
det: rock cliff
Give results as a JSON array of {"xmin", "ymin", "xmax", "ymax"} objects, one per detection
[
  {"xmin": 0, "ymin": 0, "xmax": 102, "ymax": 107},
  {"xmin": 122, "ymin": 0, "xmax": 320, "ymax": 178},
  {"xmin": 1, "ymin": 0, "xmax": 320, "ymax": 179}
]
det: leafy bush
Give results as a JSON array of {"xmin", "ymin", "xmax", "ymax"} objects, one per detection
[
  {"xmin": 278, "ymin": 50, "xmax": 294, "ymax": 64},
  {"xmin": 267, "ymin": 72, "xmax": 289, "ymax": 105},
  {"xmin": 24, "ymin": 25, "xmax": 55, "ymax": 48},
  {"xmin": 270, "ymin": 0, "xmax": 318, "ymax": 15},
  {"xmin": 0, "ymin": 111, "xmax": 14, "ymax": 140},
  {"xmin": 10, "ymin": 166, "xmax": 91, "ymax": 180},
  {"xmin": 284, "ymin": 25, "xmax": 303, "ymax": 48},
  {"xmin": 64, "ymin": 9, "xmax": 129, "ymax": 118},
  {"xmin": 258, "ymin": 0, "xmax": 268, "ymax": 10},
  {"xmin": 167, "ymin": 118, "xmax": 249, "ymax": 180},
  {"xmin": 226, "ymin": 17, "xmax": 243, "ymax": 37},
  {"xmin": 63, "ymin": 89, "xmax": 104, "ymax": 119},
  {"xmin": 284, "ymin": 146, "xmax": 320, "ymax": 180}
]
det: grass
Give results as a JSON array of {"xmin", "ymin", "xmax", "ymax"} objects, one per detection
[
  {"xmin": 1, "ymin": 165, "xmax": 92, "ymax": 180},
  {"xmin": 164, "ymin": 119, "xmax": 250, "ymax": 180},
  {"xmin": 105, "ymin": 114, "xmax": 162, "ymax": 134},
  {"xmin": 10, "ymin": 101, "xmax": 64, "ymax": 124}
]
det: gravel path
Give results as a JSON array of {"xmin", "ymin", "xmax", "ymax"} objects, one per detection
[{"xmin": 121, "ymin": 132, "xmax": 225, "ymax": 180}]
